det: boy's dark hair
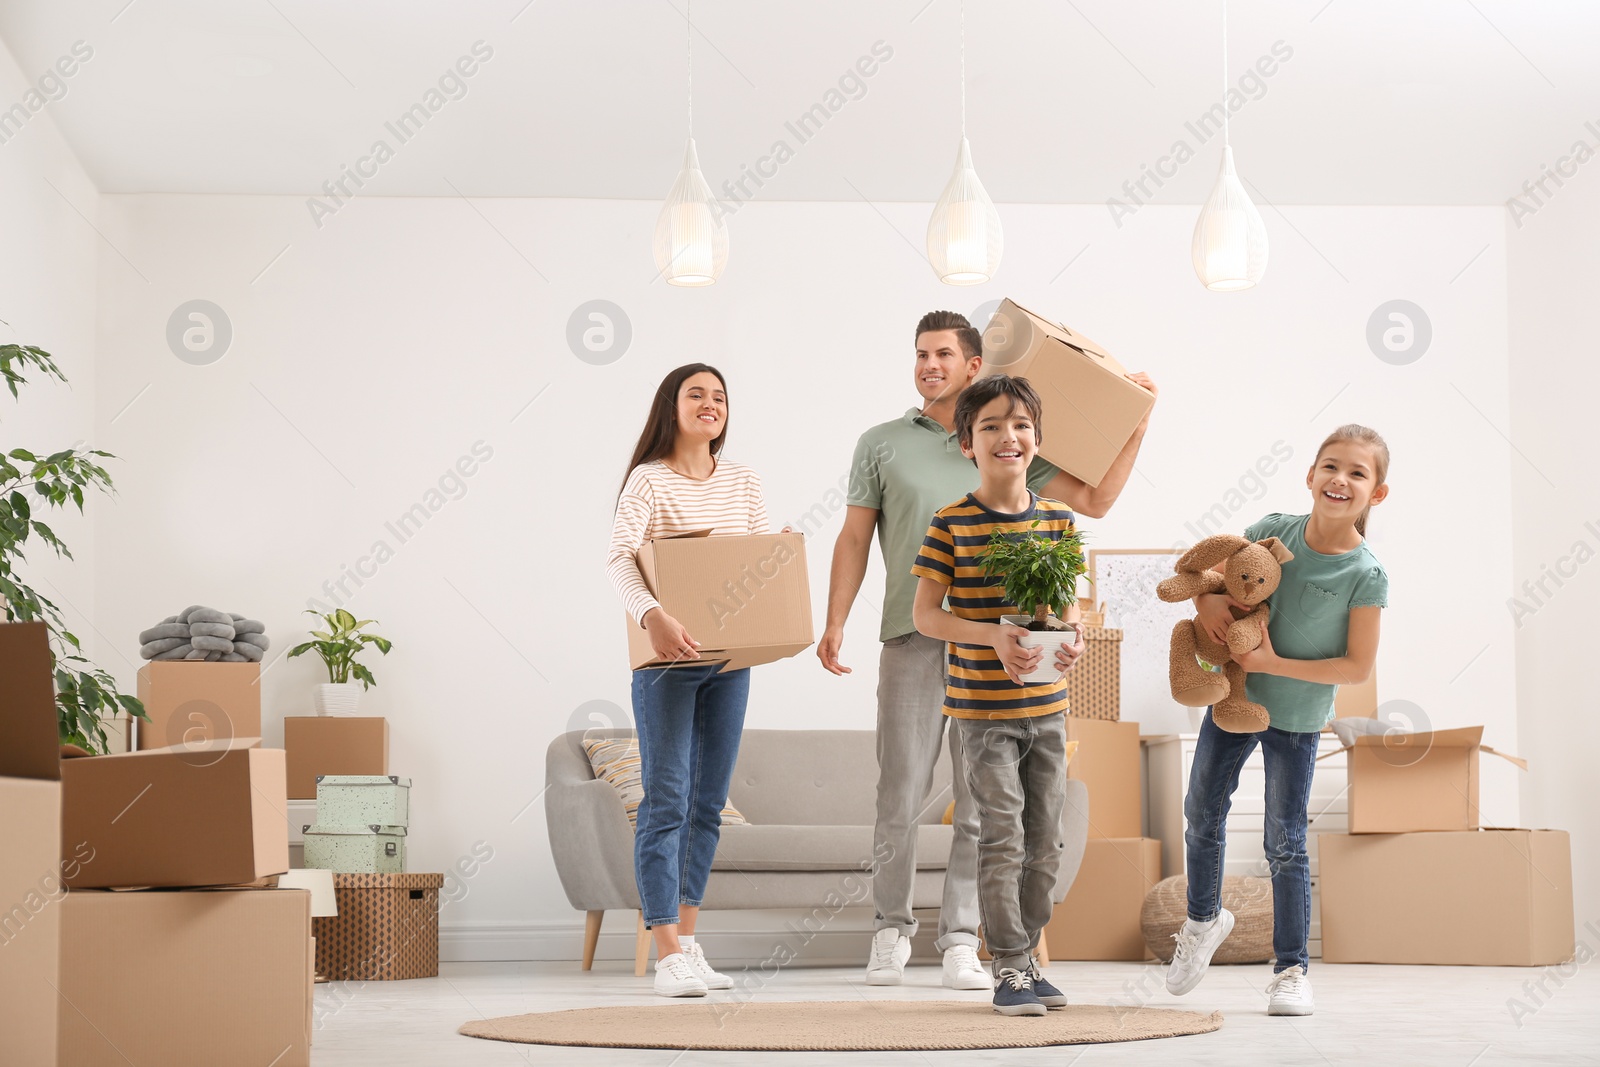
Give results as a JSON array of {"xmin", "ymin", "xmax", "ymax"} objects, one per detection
[
  {"xmin": 915, "ymin": 310, "xmax": 982, "ymax": 363},
  {"xmin": 954, "ymin": 374, "xmax": 1044, "ymax": 456}
]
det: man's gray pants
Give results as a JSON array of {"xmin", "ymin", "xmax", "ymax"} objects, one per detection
[{"xmin": 871, "ymin": 631, "xmax": 980, "ymax": 952}]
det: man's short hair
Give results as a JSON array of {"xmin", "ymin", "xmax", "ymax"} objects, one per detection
[{"xmin": 915, "ymin": 310, "xmax": 981, "ymax": 363}]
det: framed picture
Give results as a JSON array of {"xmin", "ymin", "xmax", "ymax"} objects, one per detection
[{"xmin": 1087, "ymin": 548, "xmax": 1195, "ymax": 733}]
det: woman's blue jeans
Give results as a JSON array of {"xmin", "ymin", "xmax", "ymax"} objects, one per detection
[
  {"xmin": 631, "ymin": 662, "xmax": 750, "ymax": 928},
  {"xmin": 1183, "ymin": 708, "xmax": 1321, "ymax": 973}
]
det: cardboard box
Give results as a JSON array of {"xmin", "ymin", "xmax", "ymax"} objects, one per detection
[
  {"xmin": 626, "ymin": 530, "xmax": 814, "ymax": 672},
  {"xmin": 315, "ymin": 872, "xmax": 443, "ymax": 980},
  {"xmin": 0, "ymin": 621, "xmax": 63, "ymax": 1067},
  {"xmin": 58, "ymin": 887, "xmax": 312, "ymax": 1066},
  {"xmin": 1043, "ymin": 837, "xmax": 1162, "ymax": 960},
  {"xmin": 1319, "ymin": 829, "xmax": 1574, "ymax": 965},
  {"xmin": 284, "ymin": 716, "xmax": 389, "ymax": 800},
  {"xmin": 1066, "ymin": 625, "xmax": 1121, "ymax": 721},
  {"xmin": 135, "ymin": 661, "xmax": 261, "ymax": 751},
  {"xmin": 1064, "ymin": 717, "xmax": 1142, "ymax": 839},
  {"xmin": 61, "ymin": 738, "xmax": 288, "ymax": 888},
  {"xmin": 977, "ymin": 299, "xmax": 1155, "ymax": 487},
  {"xmin": 1342, "ymin": 725, "xmax": 1525, "ymax": 834}
]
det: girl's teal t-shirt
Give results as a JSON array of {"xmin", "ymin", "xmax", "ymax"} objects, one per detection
[{"xmin": 1241, "ymin": 513, "xmax": 1389, "ymax": 733}]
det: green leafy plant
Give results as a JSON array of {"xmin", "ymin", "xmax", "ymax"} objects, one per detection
[
  {"xmin": 288, "ymin": 607, "xmax": 392, "ymax": 688},
  {"xmin": 975, "ymin": 519, "xmax": 1089, "ymax": 629},
  {"xmin": 1, "ymin": 343, "xmax": 147, "ymax": 752}
]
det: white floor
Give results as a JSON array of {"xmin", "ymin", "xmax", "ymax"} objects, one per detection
[{"xmin": 310, "ymin": 956, "xmax": 1600, "ymax": 1066}]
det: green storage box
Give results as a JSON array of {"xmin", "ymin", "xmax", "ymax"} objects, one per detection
[
  {"xmin": 302, "ymin": 822, "xmax": 407, "ymax": 874},
  {"xmin": 315, "ymin": 774, "xmax": 410, "ymax": 827}
]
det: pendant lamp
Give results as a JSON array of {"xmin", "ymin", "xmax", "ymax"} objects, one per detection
[
  {"xmin": 654, "ymin": 0, "xmax": 726, "ymax": 286},
  {"xmin": 1192, "ymin": 0, "xmax": 1268, "ymax": 291},
  {"xmin": 927, "ymin": 1, "xmax": 1002, "ymax": 286}
]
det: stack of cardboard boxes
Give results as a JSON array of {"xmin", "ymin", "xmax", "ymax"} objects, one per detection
[
  {"xmin": 1319, "ymin": 726, "xmax": 1574, "ymax": 965},
  {"xmin": 0, "ymin": 621, "xmax": 313, "ymax": 1067}
]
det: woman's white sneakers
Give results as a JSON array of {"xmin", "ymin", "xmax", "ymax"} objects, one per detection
[
  {"xmin": 683, "ymin": 940, "xmax": 734, "ymax": 990},
  {"xmin": 1266, "ymin": 965, "xmax": 1314, "ymax": 1015},
  {"xmin": 1164, "ymin": 908, "xmax": 1235, "ymax": 996},
  {"xmin": 941, "ymin": 945, "xmax": 991, "ymax": 990},
  {"xmin": 653, "ymin": 953, "xmax": 708, "ymax": 998}
]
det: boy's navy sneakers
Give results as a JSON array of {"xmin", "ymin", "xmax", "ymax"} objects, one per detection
[
  {"xmin": 992, "ymin": 967, "xmax": 1048, "ymax": 1016},
  {"xmin": 1026, "ymin": 959, "xmax": 1067, "ymax": 1008}
]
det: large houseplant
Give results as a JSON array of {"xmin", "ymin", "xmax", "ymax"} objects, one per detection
[
  {"xmin": 288, "ymin": 607, "xmax": 392, "ymax": 715},
  {"xmin": 1, "ymin": 343, "xmax": 147, "ymax": 751},
  {"xmin": 976, "ymin": 519, "xmax": 1088, "ymax": 683}
]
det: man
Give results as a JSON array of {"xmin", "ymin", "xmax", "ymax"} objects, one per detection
[{"xmin": 818, "ymin": 309, "xmax": 1156, "ymax": 988}]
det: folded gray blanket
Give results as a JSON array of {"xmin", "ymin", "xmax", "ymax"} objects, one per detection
[{"xmin": 139, "ymin": 606, "xmax": 270, "ymax": 662}]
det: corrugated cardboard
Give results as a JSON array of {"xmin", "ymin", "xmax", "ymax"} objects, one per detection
[
  {"xmin": 0, "ymin": 621, "xmax": 62, "ymax": 780},
  {"xmin": 58, "ymin": 887, "xmax": 312, "ymax": 1066},
  {"xmin": 1064, "ymin": 717, "xmax": 1142, "ymax": 839},
  {"xmin": 1066, "ymin": 625, "xmax": 1122, "ymax": 721},
  {"xmin": 0, "ymin": 778, "xmax": 63, "ymax": 1067},
  {"xmin": 284, "ymin": 716, "xmax": 389, "ymax": 800},
  {"xmin": 1319, "ymin": 829, "xmax": 1574, "ymax": 965},
  {"xmin": 135, "ymin": 661, "xmax": 262, "ymax": 751},
  {"xmin": 315, "ymin": 872, "xmax": 443, "ymax": 981},
  {"xmin": 1343, "ymin": 725, "xmax": 1526, "ymax": 833},
  {"xmin": 61, "ymin": 738, "xmax": 288, "ymax": 888},
  {"xmin": 977, "ymin": 299, "xmax": 1155, "ymax": 487},
  {"xmin": 626, "ymin": 530, "xmax": 814, "ymax": 672},
  {"xmin": 1044, "ymin": 837, "xmax": 1162, "ymax": 960}
]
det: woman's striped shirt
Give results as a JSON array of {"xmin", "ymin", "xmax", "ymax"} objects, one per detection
[
  {"xmin": 607, "ymin": 458, "xmax": 769, "ymax": 627},
  {"xmin": 910, "ymin": 491, "xmax": 1077, "ymax": 719}
]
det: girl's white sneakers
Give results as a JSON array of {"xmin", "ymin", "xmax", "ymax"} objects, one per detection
[
  {"xmin": 653, "ymin": 952, "xmax": 708, "ymax": 998},
  {"xmin": 1164, "ymin": 908, "xmax": 1236, "ymax": 996},
  {"xmin": 1266, "ymin": 965, "xmax": 1314, "ymax": 1015}
]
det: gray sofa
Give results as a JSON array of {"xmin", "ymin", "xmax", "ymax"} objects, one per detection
[{"xmin": 546, "ymin": 727, "xmax": 1090, "ymax": 974}]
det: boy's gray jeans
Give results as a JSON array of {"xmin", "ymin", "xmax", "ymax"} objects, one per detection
[
  {"xmin": 954, "ymin": 712, "xmax": 1067, "ymax": 975},
  {"xmin": 871, "ymin": 631, "xmax": 981, "ymax": 951}
]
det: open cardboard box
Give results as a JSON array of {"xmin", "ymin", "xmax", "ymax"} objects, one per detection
[
  {"xmin": 626, "ymin": 530, "xmax": 814, "ymax": 672},
  {"xmin": 1330, "ymin": 724, "xmax": 1526, "ymax": 834},
  {"xmin": 0, "ymin": 621, "xmax": 65, "ymax": 1067},
  {"xmin": 977, "ymin": 299, "xmax": 1155, "ymax": 488},
  {"xmin": 61, "ymin": 737, "xmax": 289, "ymax": 888}
]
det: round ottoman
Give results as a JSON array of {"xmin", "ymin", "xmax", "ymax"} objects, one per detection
[{"xmin": 1141, "ymin": 874, "xmax": 1274, "ymax": 964}]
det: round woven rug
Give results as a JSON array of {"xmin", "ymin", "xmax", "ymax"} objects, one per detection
[{"xmin": 458, "ymin": 1001, "xmax": 1223, "ymax": 1051}]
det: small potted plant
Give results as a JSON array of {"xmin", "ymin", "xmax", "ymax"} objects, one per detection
[
  {"xmin": 976, "ymin": 520, "xmax": 1088, "ymax": 684},
  {"xmin": 288, "ymin": 608, "xmax": 393, "ymax": 715}
]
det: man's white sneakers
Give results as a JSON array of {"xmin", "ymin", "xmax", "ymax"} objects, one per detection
[
  {"xmin": 1164, "ymin": 908, "xmax": 1235, "ymax": 996},
  {"xmin": 941, "ymin": 945, "xmax": 991, "ymax": 990},
  {"xmin": 1266, "ymin": 965, "xmax": 1314, "ymax": 1016},
  {"xmin": 681, "ymin": 940, "xmax": 734, "ymax": 990},
  {"xmin": 865, "ymin": 928, "xmax": 912, "ymax": 985},
  {"xmin": 653, "ymin": 952, "xmax": 708, "ymax": 998}
]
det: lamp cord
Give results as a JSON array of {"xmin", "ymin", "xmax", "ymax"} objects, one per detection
[
  {"xmin": 686, "ymin": 0, "xmax": 693, "ymax": 138},
  {"xmin": 1221, "ymin": 0, "xmax": 1229, "ymax": 148},
  {"xmin": 960, "ymin": 0, "xmax": 966, "ymax": 138}
]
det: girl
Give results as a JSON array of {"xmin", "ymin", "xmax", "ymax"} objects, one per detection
[
  {"xmin": 605, "ymin": 363, "xmax": 768, "ymax": 998},
  {"xmin": 1165, "ymin": 424, "xmax": 1391, "ymax": 1016}
]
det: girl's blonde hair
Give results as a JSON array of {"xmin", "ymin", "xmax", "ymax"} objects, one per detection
[{"xmin": 1316, "ymin": 424, "xmax": 1390, "ymax": 536}]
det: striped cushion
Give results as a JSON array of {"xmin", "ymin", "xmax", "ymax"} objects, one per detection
[{"xmin": 582, "ymin": 736, "xmax": 747, "ymax": 829}]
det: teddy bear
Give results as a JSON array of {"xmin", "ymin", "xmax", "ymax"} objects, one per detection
[{"xmin": 1156, "ymin": 534, "xmax": 1294, "ymax": 733}]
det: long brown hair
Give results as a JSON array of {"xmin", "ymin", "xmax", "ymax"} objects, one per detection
[
  {"xmin": 1316, "ymin": 423, "xmax": 1390, "ymax": 536},
  {"xmin": 618, "ymin": 363, "xmax": 729, "ymax": 498}
]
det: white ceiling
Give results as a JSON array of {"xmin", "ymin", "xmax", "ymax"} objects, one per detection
[{"xmin": 1, "ymin": 0, "xmax": 1595, "ymax": 205}]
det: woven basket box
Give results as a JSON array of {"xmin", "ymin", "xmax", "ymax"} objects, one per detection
[
  {"xmin": 1067, "ymin": 625, "xmax": 1122, "ymax": 721},
  {"xmin": 314, "ymin": 872, "xmax": 443, "ymax": 981},
  {"xmin": 302, "ymin": 823, "xmax": 407, "ymax": 873},
  {"xmin": 315, "ymin": 774, "xmax": 411, "ymax": 826}
]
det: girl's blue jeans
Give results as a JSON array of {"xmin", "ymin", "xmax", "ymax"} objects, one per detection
[
  {"xmin": 1183, "ymin": 708, "xmax": 1321, "ymax": 973},
  {"xmin": 631, "ymin": 662, "xmax": 750, "ymax": 928}
]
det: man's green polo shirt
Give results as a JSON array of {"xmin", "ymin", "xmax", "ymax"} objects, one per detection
[{"xmin": 845, "ymin": 407, "xmax": 1060, "ymax": 642}]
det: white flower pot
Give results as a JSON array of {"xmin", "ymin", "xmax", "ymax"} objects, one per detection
[
  {"xmin": 1001, "ymin": 614, "xmax": 1080, "ymax": 685},
  {"xmin": 314, "ymin": 682, "xmax": 363, "ymax": 716}
]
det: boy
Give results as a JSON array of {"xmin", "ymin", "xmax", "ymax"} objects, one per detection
[{"xmin": 910, "ymin": 374, "xmax": 1084, "ymax": 1017}]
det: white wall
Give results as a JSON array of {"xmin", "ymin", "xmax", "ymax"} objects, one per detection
[
  {"xmin": 1507, "ymin": 179, "xmax": 1600, "ymax": 925},
  {"xmin": 89, "ymin": 191, "xmax": 1523, "ymax": 957},
  {"xmin": 0, "ymin": 38, "xmax": 103, "ymax": 684}
]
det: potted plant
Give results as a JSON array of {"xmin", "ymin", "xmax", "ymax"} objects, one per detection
[
  {"xmin": 975, "ymin": 519, "xmax": 1089, "ymax": 684},
  {"xmin": 1, "ymin": 343, "xmax": 147, "ymax": 751},
  {"xmin": 288, "ymin": 608, "xmax": 392, "ymax": 715}
]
